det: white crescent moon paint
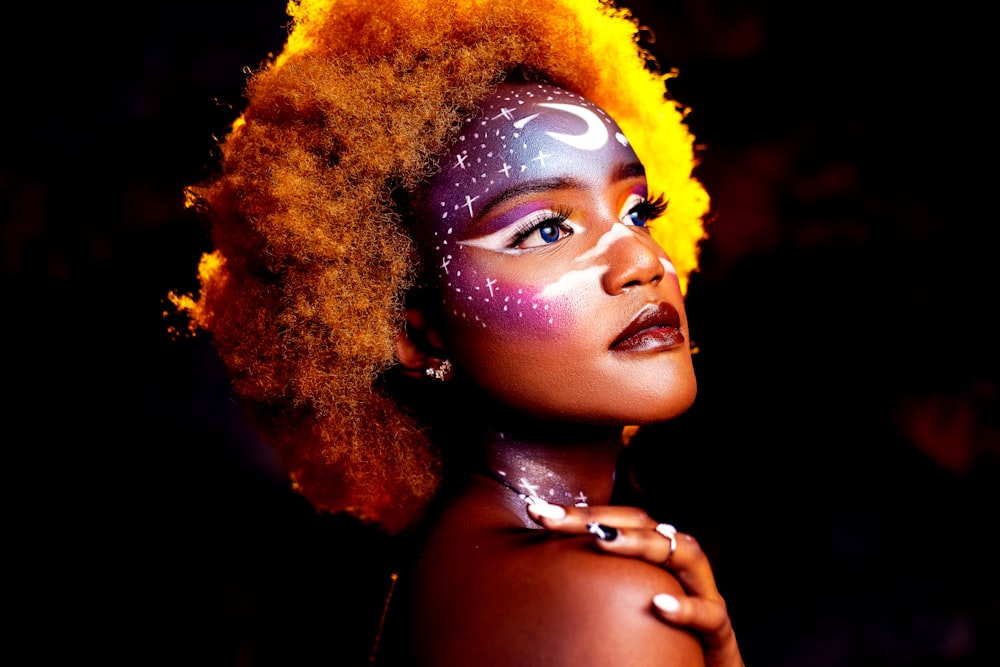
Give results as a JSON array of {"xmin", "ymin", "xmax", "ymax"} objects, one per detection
[{"xmin": 538, "ymin": 103, "xmax": 609, "ymax": 151}]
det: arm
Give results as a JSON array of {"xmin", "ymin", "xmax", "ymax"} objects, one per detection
[
  {"xmin": 401, "ymin": 490, "xmax": 709, "ymax": 667},
  {"xmin": 528, "ymin": 501, "xmax": 745, "ymax": 667}
]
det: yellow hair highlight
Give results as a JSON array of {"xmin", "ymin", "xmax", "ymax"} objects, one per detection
[
  {"xmin": 532, "ymin": 0, "xmax": 707, "ymax": 291},
  {"xmin": 275, "ymin": 0, "xmax": 707, "ymax": 291},
  {"xmin": 174, "ymin": 0, "xmax": 708, "ymax": 532}
]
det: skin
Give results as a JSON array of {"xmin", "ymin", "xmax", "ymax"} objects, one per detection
[
  {"xmin": 388, "ymin": 82, "xmax": 740, "ymax": 666},
  {"xmin": 528, "ymin": 503, "xmax": 744, "ymax": 667},
  {"xmin": 419, "ymin": 81, "xmax": 697, "ymax": 424}
]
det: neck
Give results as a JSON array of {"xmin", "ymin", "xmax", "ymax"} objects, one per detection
[{"xmin": 470, "ymin": 416, "xmax": 625, "ymax": 522}]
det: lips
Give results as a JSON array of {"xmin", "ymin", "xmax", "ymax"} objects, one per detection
[{"xmin": 610, "ymin": 302, "xmax": 685, "ymax": 352}]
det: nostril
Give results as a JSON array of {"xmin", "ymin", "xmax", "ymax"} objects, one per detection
[{"xmin": 615, "ymin": 265, "xmax": 663, "ymax": 292}]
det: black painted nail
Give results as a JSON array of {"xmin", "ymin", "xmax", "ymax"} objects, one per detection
[{"xmin": 587, "ymin": 523, "xmax": 618, "ymax": 541}]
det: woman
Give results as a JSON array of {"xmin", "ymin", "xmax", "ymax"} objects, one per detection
[{"xmin": 171, "ymin": 0, "xmax": 743, "ymax": 664}]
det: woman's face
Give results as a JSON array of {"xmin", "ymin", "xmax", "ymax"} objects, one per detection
[{"xmin": 418, "ymin": 81, "xmax": 696, "ymax": 425}]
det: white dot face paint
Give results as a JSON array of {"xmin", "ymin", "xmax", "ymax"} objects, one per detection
[
  {"xmin": 416, "ymin": 81, "xmax": 697, "ymax": 425},
  {"xmin": 429, "ymin": 82, "xmax": 635, "ymax": 225}
]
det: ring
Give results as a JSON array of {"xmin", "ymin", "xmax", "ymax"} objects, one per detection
[{"xmin": 655, "ymin": 523, "xmax": 678, "ymax": 565}]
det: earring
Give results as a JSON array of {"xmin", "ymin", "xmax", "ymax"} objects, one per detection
[{"xmin": 425, "ymin": 359, "xmax": 452, "ymax": 381}]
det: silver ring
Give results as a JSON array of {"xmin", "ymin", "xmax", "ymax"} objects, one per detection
[{"xmin": 655, "ymin": 523, "xmax": 678, "ymax": 564}]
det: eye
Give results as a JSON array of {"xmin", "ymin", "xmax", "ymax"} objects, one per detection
[
  {"xmin": 458, "ymin": 206, "xmax": 576, "ymax": 253},
  {"xmin": 516, "ymin": 220, "xmax": 571, "ymax": 247},
  {"xmin": 510, "ymin": 208, "xmax": 575, "ymax": 249},
  {"xmin": 537, "ymin": 223, "xmax": 564, "ymax": 244},
  {"xmin": 620, "ymin": 192, "xmax": 669, "ymax": 228}
]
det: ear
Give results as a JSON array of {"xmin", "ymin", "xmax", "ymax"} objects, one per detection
[{"xmin": 395, "ymin": 307, "xmax": 449, "ymax": 380}]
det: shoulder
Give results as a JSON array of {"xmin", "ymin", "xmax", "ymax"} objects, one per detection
[{"xmin": 400, "ymin": 509, "xmax": 705, "ymax": 667}]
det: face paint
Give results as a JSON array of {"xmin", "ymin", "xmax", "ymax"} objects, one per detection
[
  {"xmin": 424, "ymin": 81, "xmax": 641, "ymax": 337},
  {"xmin": 416, "ymin": 81, "xmax": 695, "ymax": 425},
  {"xmin": 428, "ymin": 82, "xmax": 637, "ymax": 229}
]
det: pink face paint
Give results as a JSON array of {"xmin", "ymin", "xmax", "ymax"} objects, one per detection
[
  {"xmin": 421, "ymin": 81, "xmax": 643, "ymax": 338},
  {"xmin": 412, "ymin": 82, "xmax": 697, "ymax": 425},
  {"xmin": 435, "ymin": 263, "xmax": 575, "ymax": 338}
]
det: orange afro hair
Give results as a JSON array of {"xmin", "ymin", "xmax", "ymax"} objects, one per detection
[{"xmin": 171, "ymin": 0, "xmax": 709, "ymax": 534}]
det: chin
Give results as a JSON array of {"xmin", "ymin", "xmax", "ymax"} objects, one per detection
[
  {"xmin": 636, "ymin": 378, "xmax": 698, "ymax": 425},
  {"xmin": 577, "ymin": 386, "xmax": 698, "ymax": 427}
]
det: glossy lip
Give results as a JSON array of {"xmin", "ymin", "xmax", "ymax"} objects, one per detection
[{"xmin": 610, "ymin": 302, "xmax": 685, "ymax": 352}]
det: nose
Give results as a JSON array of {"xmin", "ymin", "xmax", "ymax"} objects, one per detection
[{"xmin": 600, "ymin": 225, "xmax": 665, "ymax": 295}]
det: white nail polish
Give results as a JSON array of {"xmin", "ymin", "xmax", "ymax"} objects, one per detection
[
  {"xmin": 653, "ymin": 593, "xmax": 680, "ymax": 613},
  {"xmin": 529, "ymin": 499, "xmax": 566, "ymax": 520}
]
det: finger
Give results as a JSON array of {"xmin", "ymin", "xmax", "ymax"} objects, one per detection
[
  {"xmin": 652, "ymin": 594, "xmax": 744, "ymax": 666},
  {"xmin": 651, "ymin": 593, "xmax": 729, "ymax": 637},
  {"xmin": 528, "ymin": 504, "xmax": 725, "ymax": 602},
  {"xmin": 590, "ymin": 525, "xmax": 723, "ymax": 601},
  {"xmin": 527, "ymin": 501, "xmax": 656, "ymax": 532},
  {"xmin": 667, "ymin": 532, "xmax": 723, "ymax": 602}
]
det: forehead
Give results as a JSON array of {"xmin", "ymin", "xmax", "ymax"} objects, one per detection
[{"xmin": 425, "ymin": 81, "xmax": 641, "ymax": 227}]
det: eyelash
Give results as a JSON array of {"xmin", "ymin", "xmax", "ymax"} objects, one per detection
[
  {"xmin": 508, "ymin": 206, "xmax": 575, "ymax": 248},
  {"xmin": 625, "ymin": 192, "xmax": 669, "ymax": 227},
  {"xmin": 503, "ymin": 192, "xmax": 668, "ymax": 250}
]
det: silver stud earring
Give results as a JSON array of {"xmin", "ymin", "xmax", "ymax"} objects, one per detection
[{"xmin": 425, "ymin": 359, "xmax": 452, "ymax": 381}]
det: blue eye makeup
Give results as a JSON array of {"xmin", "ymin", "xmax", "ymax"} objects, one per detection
[
  {"xmin": 621, "ymin": 192, "xmax": 668, "ymax": 228},
  {"xmin": 458, "ymin": 190, "xmax": 666, "ymax": 254},
  {"xmin": 458, "ymin": 203, "xmax": 577, "ymax": 253},
  {"xmin": 509, "ymin": 206, "xmax": 575, "ymax": 249}
]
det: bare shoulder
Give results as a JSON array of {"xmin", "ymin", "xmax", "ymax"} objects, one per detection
[{"xmin": 402, "ymin": 503, "xmax": 705, "ymax": 667}]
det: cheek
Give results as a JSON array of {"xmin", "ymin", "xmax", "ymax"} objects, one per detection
[{"xmin": 433, "ymin": 247, "xmax": 600, "ymax": 341}]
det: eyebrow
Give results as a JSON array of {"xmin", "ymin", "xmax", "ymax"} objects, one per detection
[
  {"xmin": 473, "ymin": 161, "xmax": 647, "ymax": 222},
  {"xmin": 474, "ymin": 177, "xmax": 577, "ymax": 222},
  {"xmin": 615, "ymin": 162, "xmax": 646, "ymax": 182}
]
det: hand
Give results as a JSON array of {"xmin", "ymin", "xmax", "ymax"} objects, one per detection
[{"xmin": 527, "ymin": 501, "xmax": 745, "ymax": 667}]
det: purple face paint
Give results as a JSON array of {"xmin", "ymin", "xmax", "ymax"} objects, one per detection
[
  {"xmin": 427, "ymin": 81, "xmax": 637, "ymax": 229},
  {"xmin": 422, "ymin": 81, "xmax": 643, "ymax": 338}
]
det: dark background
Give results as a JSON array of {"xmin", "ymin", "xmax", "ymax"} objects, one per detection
[{"xmin": 7, "ymin": 1, "xmax": 997, "ymax": 665}]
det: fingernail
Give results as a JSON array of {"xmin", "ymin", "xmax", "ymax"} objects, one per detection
[
  {"xmin": 653, "ymin": 593, "xmax": 680, "ymax": 613},
  {"xmin": 587, "ymin": 523, "xmax": 618, "ymax": 541},
  {"xmin": 528, "ymin": 500, "xmax": 566, "ymax": 520}
]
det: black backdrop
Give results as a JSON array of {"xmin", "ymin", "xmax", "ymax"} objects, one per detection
[{"xmin": 8, "ymin": 1, "xmax": 997, "ymax": 665}]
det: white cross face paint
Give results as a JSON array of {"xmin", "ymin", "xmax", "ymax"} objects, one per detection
[
  {"xmin": 428, "ymin": 81, "xmax": 637, "ymax": 225},
  {"xmin": 425, "ymin": 81, "xmax": 644, "ymax": 334},
  {"xmin": 416, "ymin": 81, "xmax": 697, "ymax": 424}
]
